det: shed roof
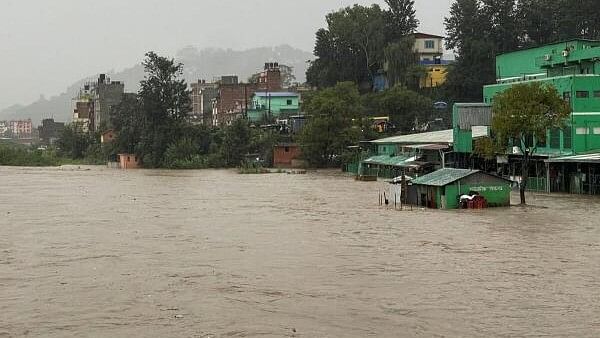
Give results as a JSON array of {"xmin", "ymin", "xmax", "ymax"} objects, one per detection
[
  {"xmin": 362, "ymin": 154, "xmax": 421, "ymax": 168},
  {"xmin": 253, "ymin": 92, "xmax": 299, "ymax": 98},
  {"xmin": 413, "ymin": 32, "xmax": 445, "ymax": 39},
  {"xmin": 411, "ymin": 168, "xmax": 480, "ymax": 187},
  {"xmin": 545, "ymin": 153, "xmax": 600, "ymax": 164},
  {"xmin": 412, "ymin": 168, "xmax": 512, "ymax": 187},
  {"xmin": 401, "ymin": 144, "xmax": 450, "ymax": 151},
  {"xmin": 372, "ymin": 126, "xmax": 488, "ymax": 145}
]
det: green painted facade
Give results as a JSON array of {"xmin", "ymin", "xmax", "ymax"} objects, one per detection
[
  {"xmin": 452, "ymin": 103, "xmax": 492, "ymax": 153},
  {"xmin": 377, "ymin": 144, "xmax": 397, "ymax": 156},
  {"xmin": 484, "ymin": 75, "xmax": 600, "ymax": 155},
  {"xmin": 247, "ymin": 92, "xmax": 299, "ymax": 122},
  {"xmin": 496, "ymin": 40, "xmax": 600, "ymax": 80},
  {"xmin": 476, "ymin": 39, "xmax": 600, "ymax": 156},
  {"xmin": 411, "ymin": 169, "xmax": 512, "ymax": 209}
]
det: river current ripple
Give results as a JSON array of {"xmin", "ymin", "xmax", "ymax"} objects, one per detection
[{"xmin": 1, "ymin": 166, "xmax": 599, "ymax": 337}]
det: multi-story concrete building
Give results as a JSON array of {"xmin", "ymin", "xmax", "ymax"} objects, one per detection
[
  {"xmin": 190, "ymin": 80, "xmax": 218, "ymax": 125},
  {"xmin": 413, "ymin": 33, "xmax": 451, "ymax": 89},
  {"xmin": 212, "ymin": 64, "xmax": 283, "ymax": 126},
  {"xmin": 483, "ymin": 39, "xmax": 600, "ymax": 155},
  {"xmin": 247, "ymin": 92, "xmax": 300, "ymax": 122},
  {"xmin": 0, "ymin": 121, "xmax": 9, "ymax": 138},
  {"xmin": 72, "ymin": 74, "xmax": 125, "ymax": 132},
  {"xmin": 413, "ymin": 33, "xmax": 444, "ymax": 63},
  {"xmin": 454, "ymin": 39, "xmax": 600, "ymax": 195},
  {"xmin": 73, "ymin": 84, "xmax": 94, "ymax": 133},
  {"xmin": 257, "ymin": 63, "xmax": 282, "ymax": 92},
  {"xmin": 212, "ymin": 76, "xmax": 258, "ymax": 126},
  {"xmin": 9, "ymin": 119, "xmax": 33, "ymax": 139},
  {"xmin": 377, "ymin": 33, "xmax": 452, "ymax": 90},
  {"xmin": 93, "ymin": 74, "xmax": 124, "ymax": 131},
  {"xmin": 38, "ymin": 118, "xmax": 65, "ymax": 145}
]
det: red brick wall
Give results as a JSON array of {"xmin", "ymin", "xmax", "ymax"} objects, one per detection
[
  {"xmin": 273, "ymin": 145, "xmax": 301, "ymax": 167},
  {"xmin": 119, "ymin": 154, "xmax": 142, "ymax": 169}
]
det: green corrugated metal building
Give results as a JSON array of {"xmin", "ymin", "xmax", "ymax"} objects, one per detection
[{"xmin": 409, "ymin": 168, "xmax": 512, "ymax": 209}]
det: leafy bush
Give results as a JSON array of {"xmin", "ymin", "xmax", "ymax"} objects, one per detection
[{"xmin": 0, "ymin": 144, "xmax": 61, "ymax": 167}]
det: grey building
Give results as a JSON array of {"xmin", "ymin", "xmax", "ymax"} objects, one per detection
[
  {"xmin": 190, "ymin": 80, "xmax": 219, "ymax": 125},
  {"xmin": 93, "ymin": 74, "xmax": 125, "ymax": 131},
  {"xmin": 38, "ymin": 118, "xmax": 65, "ymax": 145}
]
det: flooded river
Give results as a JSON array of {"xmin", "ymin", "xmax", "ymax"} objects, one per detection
[{"xmin": 1, "ymin": 166, "xmax": 599, "ymax": 337}]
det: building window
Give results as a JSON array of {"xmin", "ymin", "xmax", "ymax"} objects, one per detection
[
  {"xmin": 594, "ymin": 91, "xmax": 600, "ymax": 98},
  {"xmin": 425, "ymin": 40, "xmax": 435, "ymax": 49},
  {"xmin": 576, "ymin": 127, "xmax": 589, "ymax": 135},
  {"xmin": 287, "ymin": 99, "xmax": 292, "ymax": 105},
  {"xmin": 564, "ymin": 129, "xmax": 577, "ymax": 148},
  {"xmin": 284, "ymin": 146, "xmax": 290, "ymax": 152},
  {"xmin": 550, "ymin": 128, "xmax": 561, "ymax": 148},
  {"xmin": 594, "ymin": 127, "xmax": 600, "ymax": 135},
  {"xmin": 576, "ymin": 91, "xmax": 589, "ymax": 98},
  {"xmin": 563, "ymin": 92, "xmax": 571, "ymax": 103}
]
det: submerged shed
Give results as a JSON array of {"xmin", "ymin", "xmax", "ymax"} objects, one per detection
[{"xmin": 408, "ymin": 168, "xmax": 513, "ymax": 209}]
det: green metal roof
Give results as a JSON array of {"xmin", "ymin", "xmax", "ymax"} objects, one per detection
[
  {"xmin": 362, "ymin": 154, "xmax": 418, "ymax": 167},
  {"xmin": 545, "ymin": 153, "xmax": 600, "ymax": 164},
  {"xmin": 372, "ymin": 126, "xmax": 489, "ymax": 145},
  {"xmin": 411, "ymin": 168, "xmax": 480, "ymax": 187}
]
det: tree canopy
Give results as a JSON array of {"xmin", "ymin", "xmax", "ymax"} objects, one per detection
[
  {"xmin": 136, "ymin": 52, "xmax": 191, "ymax": 167},
  {"xmin": 444, "ymin": 0, "xmax": 600, "ymax": 101},
  {"xmin": 299, "ymin": 82, "xmax": 363, "ymax": 167},
  {"xmin": 490, "ymin": 82, "xmax": 571, "ymax": 204},
  {"xmin": 307, "ymin": 1, "xmax": 418, "ymax": 90}
]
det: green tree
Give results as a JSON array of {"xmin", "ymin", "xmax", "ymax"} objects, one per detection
[
  {"xmin": 517, "ymin": 0, "xmax": 561, "ymax": 46},
  {"xmin": 137, "ymin": 52, "xmax": 191, "ymax": 167},
  {"xmin": 491, "ymin": 82, "xmax": 570, "ymax": 204},
  {"xmin": 307, "ymin": 2, "xmax": 418, "ymax": 90},
  {"xmin": 383, "ymin": 36, "xmax": 423, "ymax": 89},
  {"xmin": 163, "ymin": 137, "xmax": 203, "ymax": 169},
  {"xmin": 327, "ymin": 5, "xmax": 386, "ymax": 86},
  {"xmin": 481, "ymin": 0, "xmax": 520, "ymax": 52},
  {"xmin": 445, "ymin": 0, "xmax": 496, "ymax": 101},
  {"xmin": 56, "ymin": 123, "xmax": 96, "ymax": 159},
  {"xmin": 110, "ymin": 93, "xmax": 142, "ymax": 155},
  {"xmin": 373, "ymin": 85, "xmax": 434, "ymax": 133},
  {"xmin": 299, "ymin": 82, "xmax": 362, "ymax": 167},
  {"xmin": 220, "ymin": 118, "xmax": 251, "ymax": 167},
  {"xmin": 384, "ymin": 0, "xmax": 419, "ymax": 42},
  {"xmin": 557, "ymin": 0, "xmax": 600, "ymax": 41}
]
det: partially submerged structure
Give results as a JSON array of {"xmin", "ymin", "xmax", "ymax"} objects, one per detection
[
  {"xmin": 407, "ymin": 168, "xmax": 512, "ymax": 209},
  {"xmin": 353, "ymin": 126, "xmax": 489, "ymax": 179},
  {"xmin": 118, "ymin": 154, "xmax": 142, "ymax": 169}
]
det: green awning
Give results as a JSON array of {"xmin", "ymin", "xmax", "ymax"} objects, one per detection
[{"xmin": 362, "ymin": 155, "xmax": 419, "ymax": 167}]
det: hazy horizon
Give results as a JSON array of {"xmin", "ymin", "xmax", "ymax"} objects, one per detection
[{"xmin": 0, "ymin": 0, "xmax": 452, "ymax": 111}]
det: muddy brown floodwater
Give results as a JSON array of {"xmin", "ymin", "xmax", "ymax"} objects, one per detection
[{"xmin": 1, "ymin": 166, "xmax": 599, "ymax": 337}]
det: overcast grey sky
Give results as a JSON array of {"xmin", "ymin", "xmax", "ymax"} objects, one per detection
[{"xmin": 0, "ymin": 0, "xmax": 452, "ymax": 110}]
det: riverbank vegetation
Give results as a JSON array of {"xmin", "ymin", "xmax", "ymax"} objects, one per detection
[
  {"xmin": 0, "ymin": 143, "xmax": 61, "ymax": 167},
  {"xmin": 0, "ymin": 142, "xmax": 101, "ymax": 167}
]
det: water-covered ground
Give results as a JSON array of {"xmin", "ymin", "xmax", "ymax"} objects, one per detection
[{"xmin": 1, "ymin": 166, "xmax": 599, "ymax": 337}]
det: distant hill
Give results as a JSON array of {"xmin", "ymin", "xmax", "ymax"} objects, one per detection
[{"xmin": 0, "ymin": 45, "xmax": 313, "ymax": 124}]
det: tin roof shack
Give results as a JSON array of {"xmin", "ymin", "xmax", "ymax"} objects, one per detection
[
  {"xmin": 409, "ymin": 168, "xmax": 512, "ymax": 209},
  {"xmin": 359, "ymin": 127, "xmax": 490, "ymax": 179}
]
